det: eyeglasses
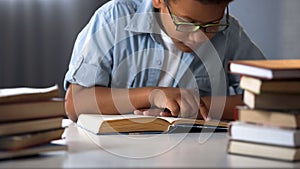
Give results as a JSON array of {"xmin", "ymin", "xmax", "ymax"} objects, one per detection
[{"xmin": 164, "ymin": 0, "xmax": 230, "ymax": 33}]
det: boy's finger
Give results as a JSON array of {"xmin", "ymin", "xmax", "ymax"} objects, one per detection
[
  {"xmin": 144, "ymin": 109, "xmax": 167, "ymax": 116},
  {"xmin": 133, "ymin": 110, "xmax": 143, "ymax": 115},
  {"xmin": 199, "ymin": 98, "xmax": 210, "ymax": 121},
  {"xmin": 166, "ymin": 101, "xmax": 180, "ymax": 117},
  {"xmin": 160, "ymin": 111, "xmax": 173, "ymax": 117}
]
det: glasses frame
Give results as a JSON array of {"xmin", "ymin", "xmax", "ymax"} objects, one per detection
[{"xmin": 164, "ymin": 0, "xmax": 230, "ymax": 33}]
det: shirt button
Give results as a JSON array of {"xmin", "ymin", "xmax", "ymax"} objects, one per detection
[{"xmin": 157, "ymin": 60, "xmax": 162, "ymax": 65}]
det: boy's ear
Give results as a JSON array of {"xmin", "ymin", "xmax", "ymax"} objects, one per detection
[{"xmin": 152, "ymin": 0, "xmax": 165, "ymax": 9}]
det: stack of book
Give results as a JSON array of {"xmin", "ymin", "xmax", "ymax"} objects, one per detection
[
  {"xmin": 227, "ymin": 59, "xmax": 300, "ymax": 161},
  {"xmin": 0, "ymin": 85, "xmax": 67, "ymax": 160}
]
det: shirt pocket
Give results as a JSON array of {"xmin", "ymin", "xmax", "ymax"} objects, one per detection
[
  {"xmin": 195, "ymin": 74, "xmax": 229, "ymax": 96},
  {"xmin": 195, "ymin": 75, "xmax": 212, "ymax": 96}
]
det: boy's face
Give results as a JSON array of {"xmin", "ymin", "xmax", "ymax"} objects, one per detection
[{"xmin": 153, "ymin": 0, "xmax": 228, "ymax": 52}]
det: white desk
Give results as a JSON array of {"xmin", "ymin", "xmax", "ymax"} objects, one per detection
[{"xmin": 1, "ymin": 121, "xmax": 300, "ymax": 168}]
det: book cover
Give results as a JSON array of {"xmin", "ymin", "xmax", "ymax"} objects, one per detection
[
  {"xmin": 77, "ymin": 114, "xmax": 228, "ymax": 135},
  {"xmin": 0, "ymin": 142, "xmax": 67, "ymax": 160},
  {"xmin": 0, "ymin": 117, "xmax": 63, "ymax": 136},
  {"xmin": 227, "ymin": 140, "xmax": 300, "ymax": 161},
  {"xmin": 228, "ymin": 59, "xmax": 300, "ymax": 79},
  {"xmin": 229, "ymin": 121, "xmax": 300, "ymax": 147},
  {"xmin": 0, "ymin": 128, "xmax": 65, "ymax": 150},
  {"xmin": 243, "ymin": 90, "xmax": 300, "ymax": 110},
  {"xmin": 0, "ymin": 85, "xmax": 60, "ymax": 104},
  {"xmin": 240, "ymin": 76, "xmax": 300, "ymax": 94},
  {"xmin": 236, "ymin": 106, "xmax": 300, "ymax": 128},
  {"xmin": 0, "ymin": 98, "xmax": 65, "ymax": 122}
]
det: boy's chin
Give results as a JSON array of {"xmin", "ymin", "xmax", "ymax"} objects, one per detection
[{"xmin": 175, "ymin": 43, "xmax": 195, "ymax": 53}]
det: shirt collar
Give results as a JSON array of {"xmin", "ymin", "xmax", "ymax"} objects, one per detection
[
  {"xmin": 124, "ymin": 0, "xmax": 161, "ymax": 34},
  {"xmin": 124, "ymin": 1, "xmax": 229, "ymax": 37}
]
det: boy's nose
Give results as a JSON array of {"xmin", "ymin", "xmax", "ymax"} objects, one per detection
[{"xmin": 185, "ymin": 31, "xmax": 208, "ymax": 47}]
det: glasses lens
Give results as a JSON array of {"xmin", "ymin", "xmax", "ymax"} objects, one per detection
[
  {"xmin": 169, "ymin": 3, "xmax": 230, "ymax": 33},
  {"xmin": 177, "ymin": 24, "xmax": 228, "ymax": 33},
  {"xmin": 205, "ymin": 25, "xmax": 228, "ymax": 33},
  {"xmin": 176, "ymin": 24, "xmax": 198, "ymax": 32},
  {"xmin": 205, "ymin": 26, "xmax": 220, "ymax": 33}
]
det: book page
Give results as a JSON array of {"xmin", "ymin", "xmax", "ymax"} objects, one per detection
[
  {"xmin": 77, "ymin": 114, "xmax": 169, "ymax": 134},
  {"xmin": 157, "ymin": 117, "xmax": 194, "ymax": 124},
  {"xmin": 158, "ymin": 116, "xmax": 228, "ymax": 127},
  {"xmin": 102, "ymin": 115, "xmax": 228, "ymax": 127},
  {"xmin": 98, "ymin": 114, "xmax": 156, "ymax": 121},
  {"xmin": 0, "ymin": 84, "xmax": 58, "ymax": 97}
]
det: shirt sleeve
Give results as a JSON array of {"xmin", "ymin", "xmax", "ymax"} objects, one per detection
[
  {"xmin": 63, "ymin": 5, "xmax": 117, "ymax": 90},
  {"xmin": 63, "ymin": 0, "xmax": 142, "ymax": 90}
]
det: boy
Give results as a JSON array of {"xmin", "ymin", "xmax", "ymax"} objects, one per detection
[{"xmin": 64, "ymin": 0, "xmax": 265, "ymax": 122}]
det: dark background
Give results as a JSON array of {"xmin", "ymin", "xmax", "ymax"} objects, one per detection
[
  {"xmin": 0, "ymin": 0, "xmax": 108, "ymax": 91},
  {"xmin": 1, "ymin": 0, "xmax": 300, "ymax": 93}
]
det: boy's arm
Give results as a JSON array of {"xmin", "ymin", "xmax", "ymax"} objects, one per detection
[
  {"xmin": 65, "ymin": 84, "xmax": 206, "ymax": 122},
  {"xmin": 65, "ymin": 84, "xmax": 152, "ymax": 122},
  {"xmin": 135, "ymin": 95, "xmax": 243, "ymax": 121}
]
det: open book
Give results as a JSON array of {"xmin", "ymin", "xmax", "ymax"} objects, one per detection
[{"xmin": 77, "ymin": 114, "xmax": 228, "ymax": 134}]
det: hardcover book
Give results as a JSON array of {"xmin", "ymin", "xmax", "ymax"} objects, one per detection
[
  {"xmin": 240, "ymin": 76, "xmax": 300, "ymax": 94},
  {"xmin": 77, "ymin": 114, "xmax": 228, "ymax": 134},
  {"xmin": 0, "ymin": 98, "xmax": 65, "ymax": 122},
  {"xmin": 228, "ymin": 140, "xmax": 300, "ymax": 161},
  {"xmin": 0, "ymin": 85, "xmax": 60, "ymax": 104},
  {"xmin": 0, "ymin": 117, "xmax": 63, "ymax": 136},
  {"xmin": 229, "ymin": 121, "xmax": 300, "ymax": 147},
  {"xmin": 236, "ymin": 106, "xmax": 300, "ymax": 128},
  {"xmin": 0, "ymin": 143, "xmax": 67, "ymax": 160},
  {"xmin": 228, "ymin": 59, "xmax": 300, "ymax": 79},
  {"xmin": 0, "ymin": 128, "xmax": 65, "ymax": 150},
  {"xmin": 243, "ymin": 90, "xmax": 300, "ymax": 110}
]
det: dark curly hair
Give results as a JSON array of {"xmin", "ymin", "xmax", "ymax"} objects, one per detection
[{"xmin": 170, "ymin": 0, "xmax": 234, "ymax": 5}]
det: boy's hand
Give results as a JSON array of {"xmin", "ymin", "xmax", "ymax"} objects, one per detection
[
  {"xmin": 134, "ymin": 100, "xmax": 209, "ymax": 120},
  {"xmin": 134, "ymin": 88, "xmax": 210, "ymax": 120},
  {"xmin": 134, "ymin": 109, "xmax": 173, "ymax": 117},
  {"xmin": 148, "ymin": 88, "xmax": 201, "ymax": 119}
]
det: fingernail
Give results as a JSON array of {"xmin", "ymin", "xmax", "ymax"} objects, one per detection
[
  {"xmin": 205, "ymin": 116, "xmax": 211, "ymax": 121},
  {"xmin": 134, "ymin": 110, "xmax": 141, "ymax": 115},
  {"xmin": 143, "ymin": 111, "xmax": 150, "ymax": 116}
]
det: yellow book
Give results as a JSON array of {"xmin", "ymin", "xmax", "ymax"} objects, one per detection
[{"xmin": 77, "ymin": 114, "xmax": 228, "ymax": 134}]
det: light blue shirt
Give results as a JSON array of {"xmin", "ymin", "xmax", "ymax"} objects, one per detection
[{"xmin": 64, "ymin": 0, "xmax": 265, "ymax": 96}]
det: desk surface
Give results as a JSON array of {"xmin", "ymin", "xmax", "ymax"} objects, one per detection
[{"xmin": 1, "ymin": 120, "xmax": 300, "ymax": 168}]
